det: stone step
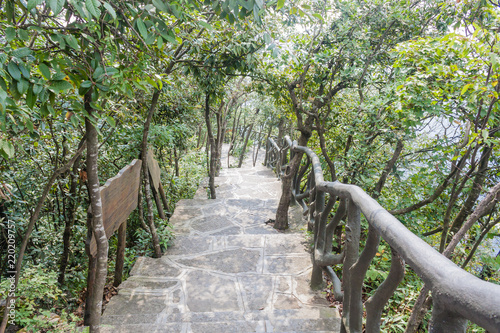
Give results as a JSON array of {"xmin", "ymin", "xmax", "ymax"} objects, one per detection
[
  {"xmin": 101, "ymin": 317, "xmax": 340, "ymax": 333},
  {"xmin": 100, "ymin": 145, "xmax": 340, "ymax": 332},
  {"xmin": 102, "ymin": 308, "xmax": 339, "ymax": 324},
  {"xmin": 101, "ymin": 308, "xmax": 341, "ymax": 332},
  {"xmin": 169, "ymin": 198, "xmax": 281, "ymax": 236}
]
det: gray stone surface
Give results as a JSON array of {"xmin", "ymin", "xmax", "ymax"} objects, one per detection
[
  {"xmin": 101, "ymin": 145, "xmax": 340, "ymax": 332},
  {"xmin": 185, "ymin": 271, "xmax": 240, "ymax": 312},
  {"xmin": 177, "ymin": 248, "xmax": 261, "ymax": 274}
]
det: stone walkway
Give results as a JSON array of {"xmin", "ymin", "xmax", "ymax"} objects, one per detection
[{"xmin": 101, "ymin": 145, "xmax": 340, "ymax": 332}]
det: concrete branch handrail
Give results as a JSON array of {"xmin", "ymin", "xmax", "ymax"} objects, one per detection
[{"xmin": 266, "ymin": 136, "xmax": 500, "ymax": 333}]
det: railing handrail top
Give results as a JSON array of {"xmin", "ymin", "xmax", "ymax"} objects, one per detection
[{"xmin": 284, "ymin": 135, "xmax": 500, "ymax": 329}]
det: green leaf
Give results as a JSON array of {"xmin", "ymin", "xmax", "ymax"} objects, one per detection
[
  {"xmin": 152, "ymin": 0, "xmax": 167, "ymax": 11},
  {"xmin": 70, "ymin": 114, "xmax": 79, "ymax": 127},
  {"xmin": 145, "ymin": 33, "xmax": 155, "ymax": 45},
  {"xmin": 0, "ymin": 139, "xmax": 15, "ymax": 159},
  {"xmin": 65, "ymin": 35, "xmax": 80, "ymax": 50},
  {"xmin": 263, "ymin": 32, "xmax": 271, "ymax": 44},
  {"xmin": 86, "ymin": 0, "xmax": 101, "ymax": 18},
  {"xmin": 28, "ymin": 0, "xmax": 43, "ymax": 11},
  {"xmin": 73, "ymin": 1, "xmax": 90, "ymax": 20},
  {"xmin": 49, "ymin": 0, "xmax": 65, "ymax": 15},
  {"xmin": 96, "ymin": 83, "xmax": 109, "ymax": 91},
  {"xmin": 33, "ymin": 84, "xmax": 43, "ymax": 95},
  {"xmin": 47, "ymin": 104, "xmax": 56, "ymax": 116},
  {"xmin": 49, "ymin": 80, "xmax": 73, "ymax": 92},
  {"xmin": 51, "ymin": 73, "xmax": 65, "ymax": 82},
  {"xmin": 80, "ymin": 80, "xmax": 92, "ymax": 88},
  {"xmin": 25, "ymin": 119, "xmax": 34, "ymax": 132},
  {"xmin": 40, "ymin": 104, "xmax": 49, "ymax": 117},
  {"xmin": 103, "ymin": 2, "xmax": 116, "ymax": 20},
  {"xmin": 312, "ymin": 13, "xmax": 324, "ymax": 22},
  {"xmin": 27, "ymin": 86, "xmax": 35, "ymax": 109},
  {"xmin": 18, "ymin": 29, "xmax": 29, "ymax": 41},
  {"xmin": 136, "ymin": 18, "xmax": 148, "ymax": 40},
  {"xmin": 93, "ymin": 67, "xmax": 104, "ymax": 80},
  {"xmin": 19, "ymin": 63, "xmax": 30, "ymax": 79},
  {"xmin": 7, "ymin": 62, "xmax": 21, "ymax": 81},
  {"xmin": 460, "ymin": 84, "xmax": 471, "ymax": 96},
  {"xmin": 199, "ymin": 21, "xmax": 213, "ymax": 31},
  {"xmin": 5, "ymin": 27, "xmax": 16, "ymax": 42},
  {"xmin": 276, "ymin": 0, "xmax": 285, "ymax": 10},
  {"xmin": 17, "ymin": 79, "xmax": 29, "ymax": 95},
  {"xmin": 12, "ymin": 47, "xmax": 32, "ymax": 58},
  {"xmin": 106, "ymin": 115, "xmax": 116, "ymax": 127}
]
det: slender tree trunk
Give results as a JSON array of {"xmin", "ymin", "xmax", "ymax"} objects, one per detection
[
  {"xmin": 84, "ymin": 255, "xmax": 97, "ymax": 326},
  {"xmin": 238, "ymin": 123, "xmax": 253, "ymax": 168},
  {"xmin": 58, "ymin": 145, "xmax": 84, "ymax": 284},
  {"xmin": 277, "ymin": 118, "xmax": 285, "ymax": 145},
  {"xmin": 205, "ymin": 93, "xmax": 217, "ymax": 199},
  {"xmin": 449, "ymin": 146, "xmax": 492, "ymax": 234},
  {"xmin": 85, "ymin": 91, "xmax": 108, "ymax": 333},
  {"xmin": 228, "ymin": 108, "xmax": 242, "ymax": 167},
  {"xmin": 274, "ymin": 132, "xmax": 310, "ymax": 230},
  {"xmin": 316, "ymin": 118, "xmax": 337, "ymax": 181},
  {"xmin": 113, "ymin": 221, "xmax": 126, "ymax": 287},
  {"xmin": 404, "ymin": 288, "xmax": 431, "ymax": 333},
  {"xmin": 137, "ymin": 174, "xmax": 149, "ymax": 232},
  {"xmin": 196, "ymin": 123, "xmax": 203, "ymax": 149},
  {"xmin": 151, "ymin": 184, "xmax": 166, "ymax": 220},
  {"xmin": 173, "ymin": 147, "xmax": 179, "ymax": 177},
  {"xmin": 263, "ymin": 124, "xmax": 273, "ymax": 166},
  {"xmin": 140, "ymin": 90, "xmax": 162, "ymax": 258},
  {"xmin": 253, "ymin": 125, "xmax": 264, "ymax": 167},
  {"xmin": 372, "ymin": 139, "xmax": 403, "ymax": 199},
  {"xmin": 158, "ymin": 182, "xmax": 170, "ymax": 216}
]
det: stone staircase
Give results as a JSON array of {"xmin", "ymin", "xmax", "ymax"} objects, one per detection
[{"xmin": 100, "ymin": 146, "xmax": 341, "ymax": 332}]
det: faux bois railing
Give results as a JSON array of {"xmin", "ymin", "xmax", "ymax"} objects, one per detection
[{"xmin": 265, "ymin": 136, "xmax": 500, "ymax": 333}]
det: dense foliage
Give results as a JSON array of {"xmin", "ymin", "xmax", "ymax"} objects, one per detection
[{"xmin": 0, "ymin": 0, "xmax": 498, "ymax": 332}]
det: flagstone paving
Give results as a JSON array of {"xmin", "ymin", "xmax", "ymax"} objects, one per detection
[{"xmin": 101, "ymin": 145, "xmax": 341, "ymax": 332}]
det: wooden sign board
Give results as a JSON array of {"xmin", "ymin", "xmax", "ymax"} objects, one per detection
[
  {"xmin": 89, "ymin": 159, "xmax": 142, "ymax": 256},
  {"xmin": 148, "ymin": 149, "xmax": 161, "ymax": 192}
]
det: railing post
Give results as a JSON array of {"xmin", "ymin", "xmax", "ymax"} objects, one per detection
[
  {"xmin": 342, "ymin": 199, "xmax": 361, "ymax": 333},
  {"xmin": 310, "ymin": 187, "xmax": 325, "ymax": 289},
  {"xmin": 264, "ymin": 139, "xmax": 269, "ymax": 167},
  {"xmin": 429, "ymin": 298, "xmax": 467, "ymax": 333}
]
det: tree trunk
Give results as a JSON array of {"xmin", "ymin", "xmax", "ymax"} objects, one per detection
[
  {"xmin": 140, "ymin": 90, "xmax": 162, "ymax": 258},
  {"xmin": 204, "ymin": 93, "xmax": 218, "ymax": 199},
  {"xmin": 84, "ymin": 255, "xmax": 97, "ymax": 326},
  {"xmin": 196, "ymin": 123, "xmax": 203, "ymax": 149},
  {"xmin": 228, "ymin": 108, "xmax": 242, "ymax": 167},
  {"xmin": 263, "ymin": 124, "xmax": 273, "ymax": 166},
  {"xmin": 173, "ymin": 147, "xmax": 179, "ymax": 177},
  {"xmin": 316, "ymin": 118, "xmax": 337, "ymax": 181},
  {"xmin": 449, "ymin": 146, "xmax": 492, "ymax": 234},
  {"xmin": 158, "ymin": 182, "xmax": 170, "ymax": 216},
  {"xmin": 58, "ymin": 144, "xmax": 84, "ymax": 285},
  {"xmin": 151, "ymin": 183, "xmax": 166, "ymax": 220},
  {"xmin": 137, "ymin": 174, "xmax": 149, "ymax": 232},
  {"xmin": 215, "ymin": 106, "xmax": 224, "ymax": 176},
  {"xmin": 274, "ymin": 130, "xmax": 310, "ymax": 230},
  {"xmin": 113, "ymin": 221, "xmax": 126, "ymax": 287},
  {"xmin": 253, "ymin": 125, "xmax": 265, "ymax": 167},
  {"xmin": 238, "ymin": 123, "xmax": 253, "ymax": 168},
  {"xmin": 372, "ymin": 139, "xmax": 403, "ymax": 199},
  {"xmin": 85, "ymin": 91, "xmax": 109, "ymax": 333}
]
